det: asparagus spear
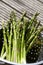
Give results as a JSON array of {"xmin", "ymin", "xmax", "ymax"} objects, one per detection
[
  {"xmin": 27, "ymin": 13, "xmax": 39, "ymax": 29},
  {"xmin": 21, "ymin": 18, "xmax": 26, "ymax": 63},
  {"xmin": 26, "ymin": 21, "xmax": 40, "ymax": 45},
  {"xmin": 20, "ymin": 11, "xmax": 26, "ymax": 21},
  {"xmin": 27, "ymin": 26, "xmax": 43, "ymax": 53},
  {"xmin": 1, "ymin": 52, "xmax": 6, "ymax": 59},
  {"xmin": 8, "ymin": 23, "xmax": 12, "ymax": 61},
  {"xmin": 1, "ymin": 22, "xmax": 7, "ymax": 58},
  {"xmin": 25, "ymin": 13, "xmax": 39, "ymax": 43}
]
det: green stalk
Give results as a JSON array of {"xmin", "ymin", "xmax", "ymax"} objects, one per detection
[
  {"xmin": 21, "ymin": 19, "xmax": 26, "ymax": 63},
  {"xmin": 1, "ymin": 43, "xmax": 5, "ymax": 57},
  {"xmin": 26, "ymin": 21, "xmax": 40, "ymax": 45},
  {"xmin": 27, "ymin": 27, "xmax": 43, "ymax": 53},
  {"xmin": 14, "ymin": 23, "xmax": 17, "ymax": 63},
  {"xmin": 1, "ymin": 22, "xmax": 7, "ymax": 59},
  {"xmin": 30, "ymin": 21, "xmax": 40, "ymax": 34},
  {"xmin": 11, "ymin": 39, "xmax": 15, "ymax": 62},
  {"xmin": 1, "ymin": 52, "xmax": 6, "ymax": 59},
  {"xmin": 27, "ymin": 13, "xmax": 39, "ymax": 30},
  {"xmin": 27, "ymin": 34, "xmax": 38, "ymax": 53},
  {"xmin": 26, "ymin": 31, "xmax": 38, "ymax": 45},
  {"xmin": 16, "ymin": 21, "xmax": 21, "ymax": 63},
  {"xmin": 10, "ymin": 11, "xmax": 18, "ymax": 62},
  {"xmin": 6, "ymin": 21, "xmax": 9, "ymax": 60},
  {"xmin": 20, "ymin": 11, "xmax": 26, "ymax": 21},
  {"xmin": 12, "ymin": 21, "xmax": 17, "ymax": 62},
  {"xmin": 25, "ymin": 13, "xmax": 39, "ymax": 43},
  {"xmin": 34, "ymin": 21, "xmax": 40, "ymax": 32},
  {"xmin": 8, "ymin": 23, "xmax": 12, "ymax": 61},
  {"xmin": 0, "ymin": 47, "xmax": 6, "ymax": 59}
]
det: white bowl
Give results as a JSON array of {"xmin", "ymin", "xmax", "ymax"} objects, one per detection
[{"xmin": 0, "ymin": 58, "xmax": 43, "ymax": 65}]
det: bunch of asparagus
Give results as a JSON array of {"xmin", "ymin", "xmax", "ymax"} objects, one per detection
[{"xmin": 0, "ymin": 11, "xmax": 43, "ymax": 63}]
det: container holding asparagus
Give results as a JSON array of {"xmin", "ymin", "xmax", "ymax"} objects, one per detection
[{"xmin": 0, "ymin": 11, "xmax": 43, "ymax": 65}]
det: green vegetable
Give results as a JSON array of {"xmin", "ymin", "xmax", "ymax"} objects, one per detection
[{"xmin": 0, "ymin": 11, "xmax": 43, "ymax": 64}]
